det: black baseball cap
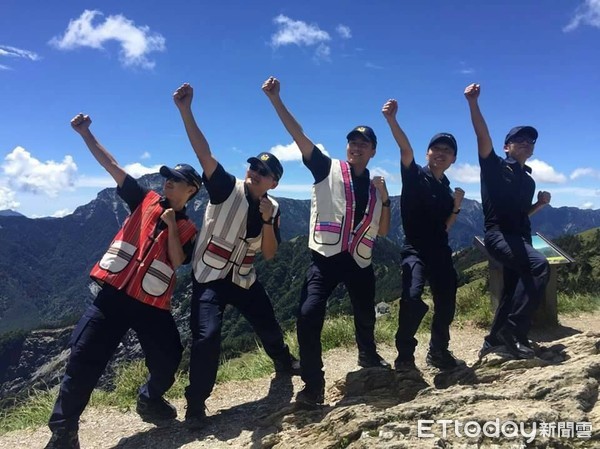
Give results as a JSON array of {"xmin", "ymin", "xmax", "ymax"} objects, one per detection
[
  {"xmin": 160, "ymin": 163, "xmax": 202, "ymax": 191},
  {"xmin": 247, "ymin": 152, "xmax": 284, "ymax": 181},
  {"xmin": 428, "ymin": 132, "xmax": 458, "ymax": 156},
  {"xmin": 504, "ymin": 126, "xmax": 538, "ymax": 144},
  {"xmin": 346, "ymin": 126, "xmax": 377, "ymax": 148}
]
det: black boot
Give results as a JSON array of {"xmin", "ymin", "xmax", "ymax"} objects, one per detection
[{"xmin": 44, "ymin": 427, "xmax": 80, "ymax": 449}]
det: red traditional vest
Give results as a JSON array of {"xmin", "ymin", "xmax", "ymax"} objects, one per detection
[{"xmin": 90, "ymin": 191, "xmax": 197, "ymax": 310}]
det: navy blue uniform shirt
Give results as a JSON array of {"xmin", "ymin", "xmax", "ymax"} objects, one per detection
[
  {"xmin": 400, "ymin": 160, "xmax": 454, "ymax": 249},
  {"xmin": 479, "ymin": 150, "xmax": 535, "ymax": 240}
]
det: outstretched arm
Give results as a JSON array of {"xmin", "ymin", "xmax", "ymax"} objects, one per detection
[
  {"xmin": 173, "ymin": 83, "xmax": 218, "ymax": 180},
  {"xmin": 381, "ymin": 99, "xmax": 415, "ymax": 169},
  {"xmin": 71, "ymin": 114, "xmax": 127, "ymax": 187},
  {"xmin": 262, "ymin": 76, "xmax": 316, "ymax": 161},
  {"xmin": 464, "ymin": 83, "xmax": 493, "ymax": 159},
  {"xmin": 529, "ymin": 190, "xmax": 551, "ymax": 216}
]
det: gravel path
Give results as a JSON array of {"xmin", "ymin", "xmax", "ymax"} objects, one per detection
[{"xmin": 1, "ymin": 312, "xmax": 597, "ymax": 449}]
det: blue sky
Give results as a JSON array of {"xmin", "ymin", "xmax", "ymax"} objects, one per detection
[{"xmin": 1, "ymin": 0, "xmax": 599, "ymax": 217}]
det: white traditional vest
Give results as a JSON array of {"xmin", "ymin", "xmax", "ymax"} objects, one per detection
[
  {"xmin": 309, "ymin": 159, "xmax": 382, "ymax": 267},
  {"xmin": 192, "ymin": 179, "xmax": 279, "ymax": 289}
]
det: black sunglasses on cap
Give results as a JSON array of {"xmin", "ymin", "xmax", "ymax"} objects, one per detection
[
  {"xmin": 508, "ymin": 136, "xmax": 536, "ymax": 145},
  {"xmin": 249, "ymin": 163, "xmax": 272, "ymax": 177}
]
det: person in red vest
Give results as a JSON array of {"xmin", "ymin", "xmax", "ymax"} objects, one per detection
[{"xmin": 45, "ymin": 113, "xmax": 201, "ymax": 449}]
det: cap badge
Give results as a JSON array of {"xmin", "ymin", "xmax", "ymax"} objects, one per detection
[{"xmin": 260, "ymin": 154, "xmax": 270, "ymax": 161}]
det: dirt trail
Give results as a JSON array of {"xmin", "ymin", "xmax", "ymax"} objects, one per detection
[{"xmin": 0, "ymin": 312, "xmax": 597, "ymax": 449}]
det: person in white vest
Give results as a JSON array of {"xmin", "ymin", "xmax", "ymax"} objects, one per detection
[
  {"xmin": 173, "ymin": 83, "xmax": 300, "ymax": 429},
  {"xmin": 263, "ymin": 76, "xmax": 391, "ymax": 407}
]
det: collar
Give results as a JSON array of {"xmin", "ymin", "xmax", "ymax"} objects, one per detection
[
  {"xmin": 423, "ymin": 165, "xmax": 450, "ymax": 187},
  {"xmin": 350, "ymin": 166, "xmax": 370, "ymax": 180},
  {"xmin": 159, "ymin": 197, "xmax": 188, "ymax": 220},
  {"xmin": 504, "ymin": 156, "xmax": 532, "ymax": 173}
]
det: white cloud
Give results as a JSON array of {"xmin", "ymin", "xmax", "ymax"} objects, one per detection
[
  {"xmin": 49, "ymin": 10, "xmax": 166, "ymax": 69},
  {"xmin": 268, "ymin": 142, "xmax": 328, "ymax": 162},
  {"xmin": 123, "ymin": 162, "xmax": 161, "ymax": 178},
  {"xmin": 271, "ymin": 15, "xmax": 330, "ymax": 47},
  {"xmin": 314, "ymin": 43, "xmax": 331, "ymax": 62},
  {"xmin": 275, "ymin": 183, "xmax": 313, "ymax": 194},
  {"xmin": 0, "ymin": 44, "xmax": 40, "ymax": 70},
  {"xmin": 570, "ymin": 167, "xmax": 600, "ymax": 180},
  {"xmin": 50, "ymin": 208, "xmax": 72, "ymax": 218},
  {"xmin": 446, "ymin": 163, "xmax": 480, "ymax": 183},
  {"xmin": 457, "ymin": 61, "xmax": 474, "ymax": 75},
  {"xmin": 581, "ymin": 201, "xmax": 594, "ymax": 209},
  {"xmin": 548, "ymin": 186, "xmax": 600, "ymax": 197},
  {"xmin": 0, "ymin": 186, "xmax": 19, "ymax": 210},
  {"xmin": 336, "ymin": 25, "xmax": 352, "ymax": 39},
  {"xmin": 270, "ymin": 15, "xmax": 331, "ymax": 61},
  {"xmin": 2, "ymin": 147, "xmax": 78, "ymax": 197},
  {"xmin": 370, "ymin": 166, "xmax": 399, "ymax": 183},
  {"xmin": 564, "ymin": 0, "xmax": 600, "ymax": 31},
  {"xmin": 75, "ymin": 175, "xmax": 114, "ymax": 189},
  {"xmin": 528, "ymin": 159, "xmax": 567, "ymax": 183},
  {"xmin": 140, "ymin": 151, "xmax": 151, "ymax": 160},
  {"xmin": 365, "ymin": 62, "xmax": 383, "ymax": 70},
  {"xmin": 0, "ymin": 45, "xmax": 40, "ymax": 61}
]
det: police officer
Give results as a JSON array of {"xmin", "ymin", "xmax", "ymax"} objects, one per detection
[
  {"xmin": 173, "ymin": 83, "xmax": 299, "ymax": 429},
  {"xmin": 382, "ymin": 99, "xmax": 465, "ymax": 371},
  {"xmin": 46, "ymin": 114, "xmax": 200, "ymax": 449},
  {"xmin": 263, "ymin": 76, "xmax": 391, "ymax": 407},
  {"xmin": 464, "ymin": 83, "xmax": 551, "ymax": 359}
]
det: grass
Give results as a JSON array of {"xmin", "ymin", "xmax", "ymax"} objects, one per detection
[{"xmin": 1, "ymin": 289, "xmax": 598, "ymax": 435}]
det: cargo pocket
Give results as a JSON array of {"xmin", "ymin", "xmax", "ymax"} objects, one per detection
[
  {"xmin": 69, "ymin": 305, "xmax": 106, "ymax": 349},
  {"xmin": 98, "ymin": 240, "xmax": 137, "ymax": 273},
  {"xmin": 202, "ymin": 236, "xmax": 235, "ymax": 270},
  {"xmin": 355, "ymin": 230, "xmax": 375, "ymax": 260},
  {"xmin": 237, "ymin": 250, "xmax": 256, "ymax": 276},
  {"xmin": 141, "ymin": 259, "xmax": 174, "ymax": 297},
  {"xmin": 313, "ymin": 214, "xmax": 344, "ymax": 245}
]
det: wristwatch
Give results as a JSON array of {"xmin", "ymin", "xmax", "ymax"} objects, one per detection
[
  {"xmin": 452, "ymin": 208, "xmax": 461, "ymax": 214},
  {"xmin": 262, "ymin": 216, "xmax": 275, "ymax": 225},
  {"xmin": 381, "ymin": 199, "xmax": 391, "ymax": 207}
]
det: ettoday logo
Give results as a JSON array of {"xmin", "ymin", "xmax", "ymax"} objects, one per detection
[{"xmin": 417, "ymin": 419, "xmax": 592, "ymax": 443}]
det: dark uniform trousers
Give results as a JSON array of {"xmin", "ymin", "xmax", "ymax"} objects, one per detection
[
  {"xmin": 185, "ymin": 277, "xmax": 291, "ymax": 406},
  {"xmin": 48, "ymin": 285, "xmax": 183, "ymax": 431},
  {"xmin": 298, "ymin": 252, "xmax": 377, "ymax": 387},
  {"xmin": 395, "ymin": 246, "xmax": 457, "ymax": 362},
  {"xmin": 484, "ymin": 231, "xmax": 550, "ymax": 343}
]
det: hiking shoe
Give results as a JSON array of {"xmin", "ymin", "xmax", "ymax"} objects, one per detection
[
  {"xmin": 394, "ymin": 358, "xmax": 418, "ymax": 372},
  {"xmin": 496, "ymin": 327, "xmax": 535, "ymax": 360},
  {"xmin": 274, "ymin": 355, "xmax": 301, "ymax": 376},
  {"xmin": 295, "ymin": 383, "xmax": 325, "ymax": 407},
  {"xmin": 44, "ymin": 428, "xmax": 80, "ymax": 449},
  {"xmin": 478, "ymin": 341, "xmax": 512, "ymax": 359},
  {"xmin": 426, "ymin": 349, "xmax": 466, "ymax": 370},
  {"xmin": 184, "ymin": 405, "xmax": 207, "ymax": 431},
  {"xmin": 136, "ymin": 395, "xmax": 177, "ymax": 422},
  {"xmin": 358, "ymin": 352, "xmax": 391, "ymax": 369}
]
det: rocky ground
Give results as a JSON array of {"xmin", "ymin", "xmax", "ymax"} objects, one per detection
[{"xmin": 1, "ymin": 312, "xmax": 598, "ymax": 449}]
